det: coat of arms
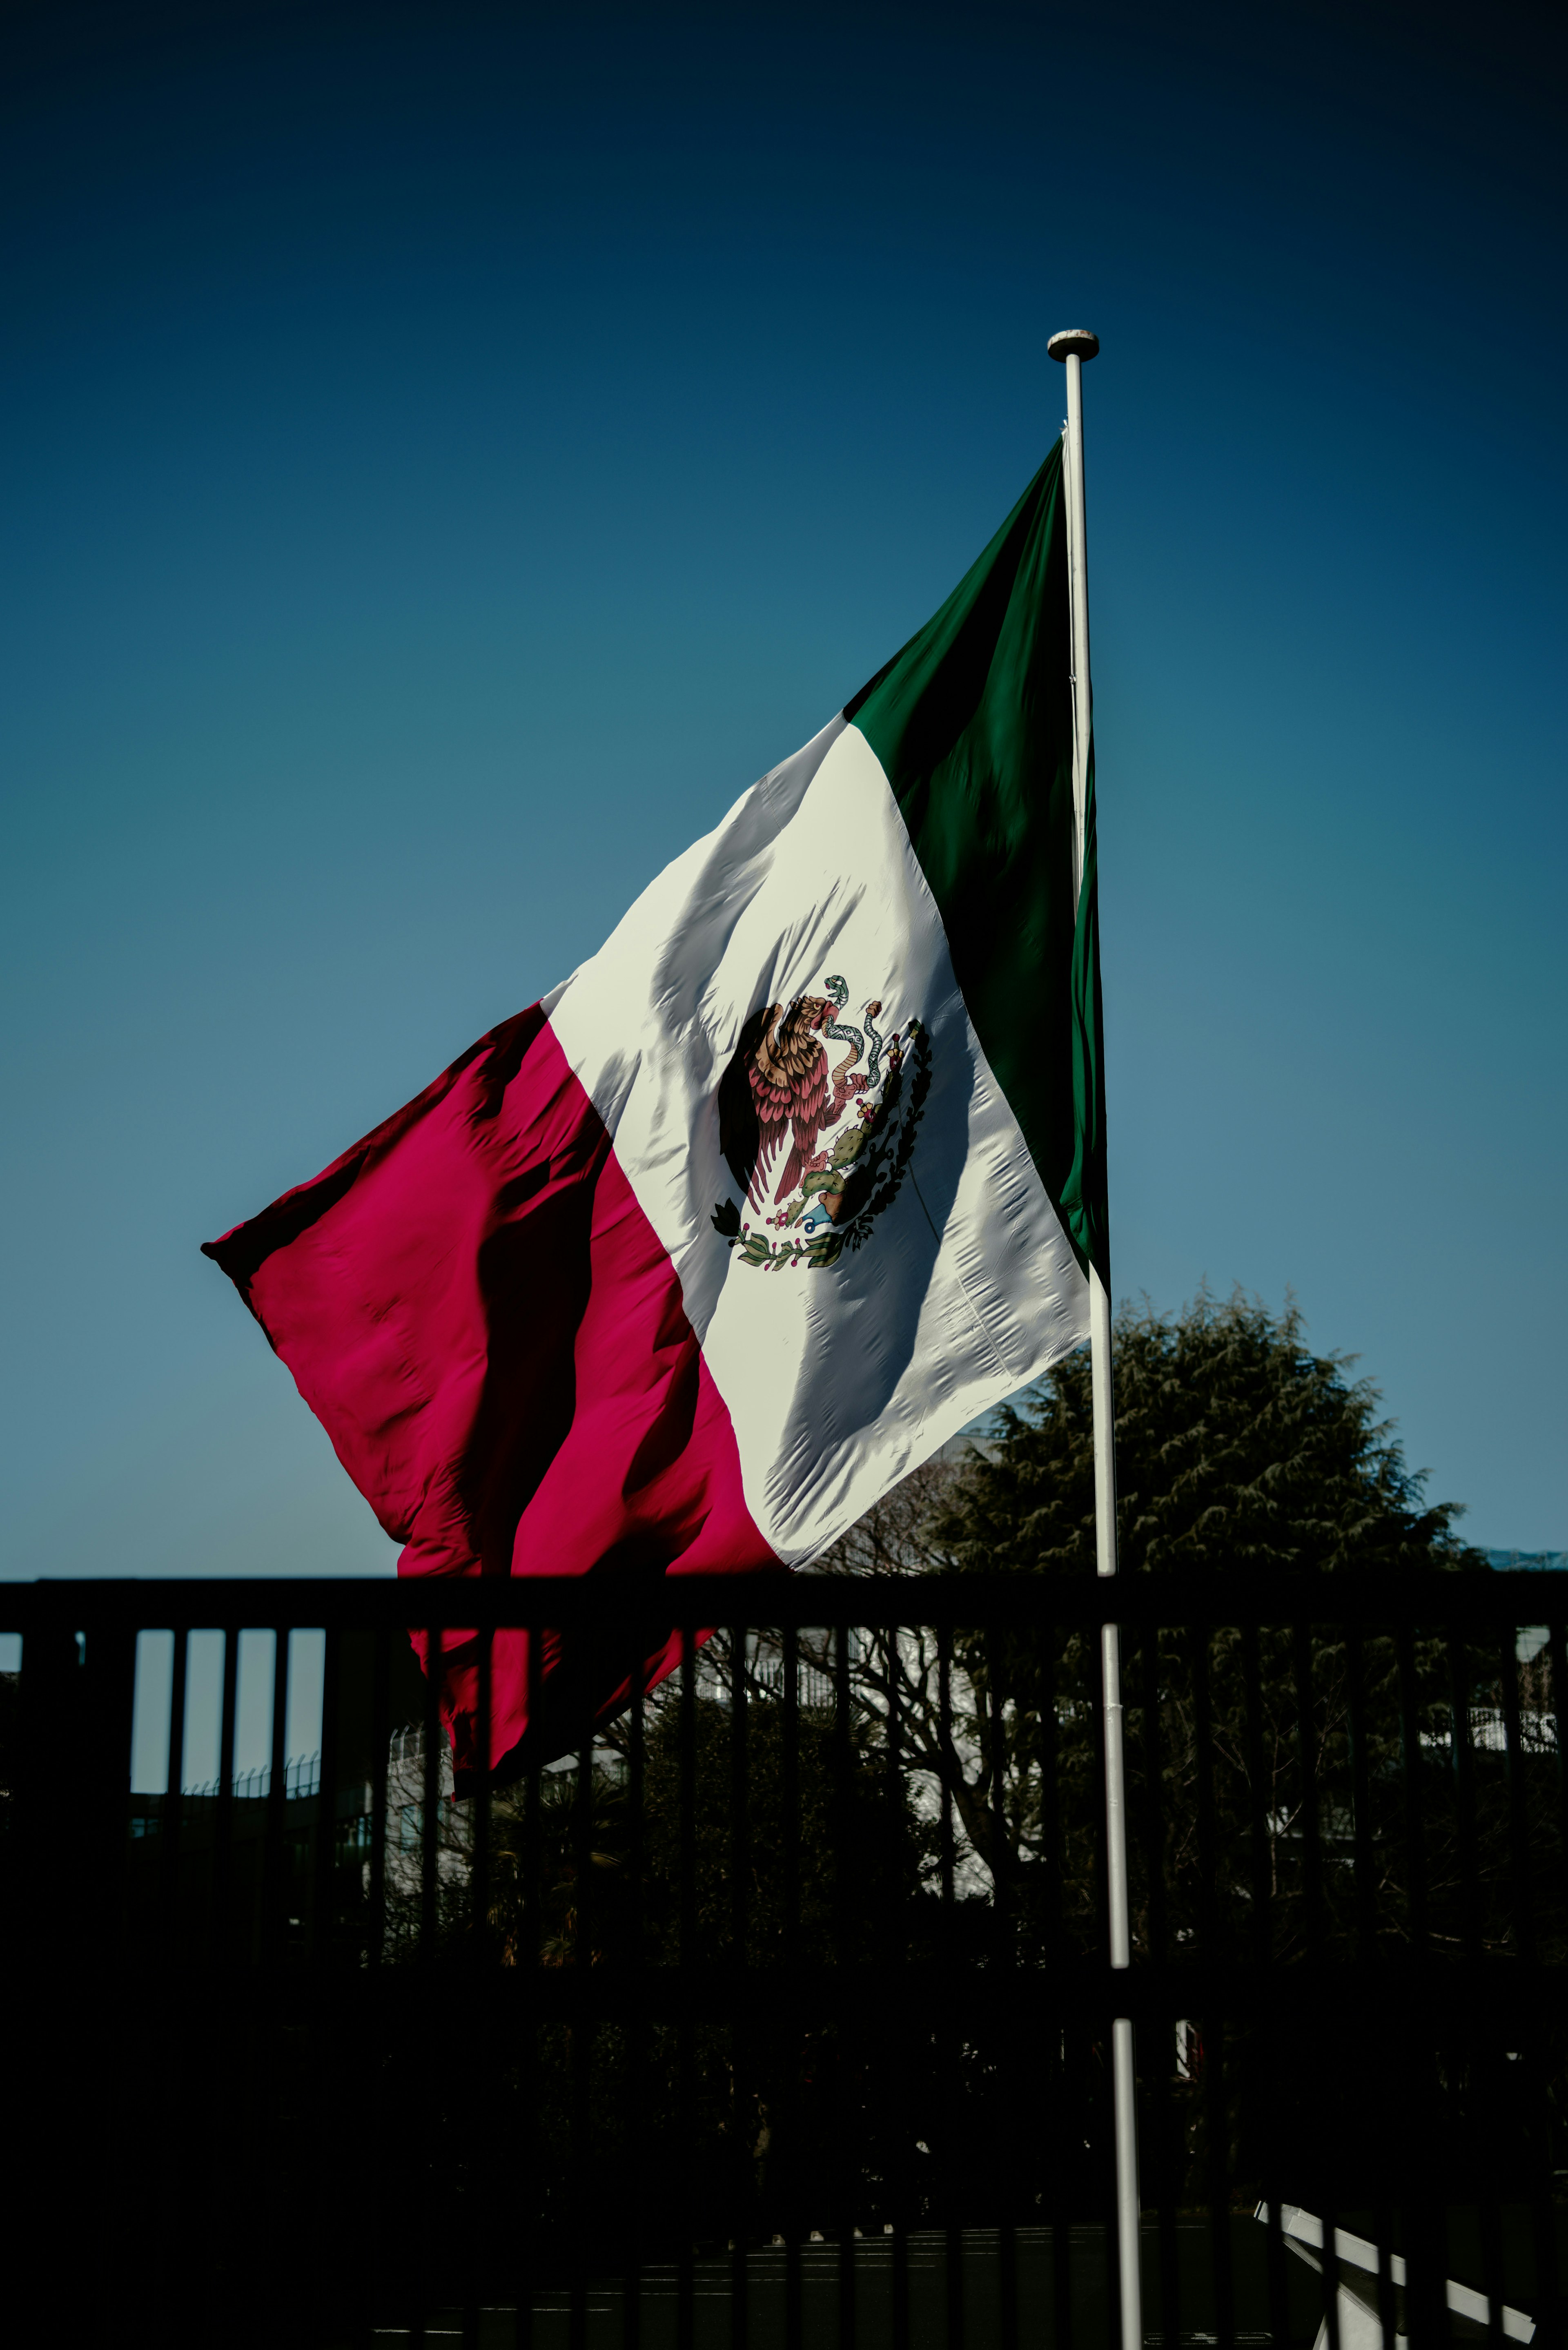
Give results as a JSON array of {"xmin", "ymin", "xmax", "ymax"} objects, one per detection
[{"xmin": 710, "ymin": 974, "xmax": 932, "ymax": 1269}]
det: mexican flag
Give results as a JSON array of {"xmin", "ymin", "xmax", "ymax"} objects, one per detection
[{"xmin": 204, "ymin": 440, "xmax": 1107, "ymax": 1782}]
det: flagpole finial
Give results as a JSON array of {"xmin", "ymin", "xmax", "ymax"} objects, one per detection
[{"xmin": 1048, "ymin": 329, "xmax": 1100, "ymax": 362}]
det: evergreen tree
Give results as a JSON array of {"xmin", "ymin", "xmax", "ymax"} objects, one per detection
[{"xmin": 940, "ymin": 1286, "xmax": 1479, "ymax": 1581}]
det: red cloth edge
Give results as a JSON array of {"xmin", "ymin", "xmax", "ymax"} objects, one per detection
[{"xmin": 202, "ymin": 1003, "xmax": 777, "ymax": 1780}]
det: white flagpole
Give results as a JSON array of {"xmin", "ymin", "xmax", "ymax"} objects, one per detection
[{"xmin": 1049, "ymin": 324, "xmax": 1143, "ymax": 2350}]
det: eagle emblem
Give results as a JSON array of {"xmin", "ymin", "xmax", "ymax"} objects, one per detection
[{"xmin": 710, "ymin": 974, "xmax": 932, "ymax": 1269}]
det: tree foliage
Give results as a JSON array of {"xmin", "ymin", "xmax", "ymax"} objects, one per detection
[{"xmin": 935, "ymin": 1286, "xmax": 1480, "ymax": 1580}]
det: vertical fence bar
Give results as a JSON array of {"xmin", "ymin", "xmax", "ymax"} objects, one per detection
[
  {"xmin": 1140, "ymin": 1622, "xmax": 1167, "ymax": 1964},
  {"xmin": 161, "ymin": 1624, "xmax": 189, "ymax": 1954},
  {"xmin": 1090, "ymin": 1618, "xmax": 1111, "ymax": 1978},
  {"xmin": 993, "ymin": 1620, "xmax": 1022, "ymax": 2350},
  {"xmin": 524, "ymin": 1626, "xmax": 543, "ymax": 1962},
  {"xmin": 575, "ymin": 1717, "xmax": 593, "ymax": 1965},
  {"xmin": 570, "ymin": 1723, "xmax": 592, "ymax": 2350},
  {"xmin": 1447, "ymin": 1632, "xmax": 1480, "ymax": 1961},
  {"xmin": 212, "ymin": 1621, "xmax": 240, "ymax": 1960},
  {"xmin": 472, "ymin": 1626, "xmax": 493, "ymax": 1955},
  {"xmin": 1321, "ymin": 2205, "xmax": 1343, "ymax": 2350},
  {"xmin": 987, "ymin": 1631, "xmax": 1011, "ymax": 1964},
  {"xmin": 1191, "ymin": 1623, "xmax": 1218, "ymax": 1956},
  {"xmin": 1039, "ymin": 1618, "xmax": 1064, "ymax": 1967},
  {"xmin": 1191, "ymin": 1628, "xmax": 1227, "ymax": 2344},
  {"xmin": 1526, "ymin": 2038, "xmax": 1564, "ymax": 2350},
  {"xmin": 937, "ymin": 1622, "xmax": 962, "ymax": 2350},
  {"xmin": 1293, "ymin": 1621, "xmax": 1323, "ymax": 1958},
  {"xmin": 1039, "ymin": 1615, "xmax": 1074, "ymax": 2350},
  {"xmin": 1479, "ymin": 2189, "xmax": 1506, "ymax": 2350},
  {"xmin": 994, "ymin": 1622, "xmax": 1022, "ymax": 2350},
  {"xmin": 313, "ymin": 1623, "xmax": 347, "ymax": 2333},
  {"xmin": 1200, "ymin": 2016, "xmax": 1234, "ymax": 2350},
  {"xmin": 941, "ymin": 1594, "xmax": 964, "ymax": 2350},
  {"xmin": 262, "ymin": 1626, "xmax": 291, "ymax": 1967},
  {"xmin": 938, "ymin": 1626, "xmax": 956, "ymax": 1913},
  {"xmin": 1239, "ymin": 1622, "xmax": 1270, "ymax": 1968},
  {"xmin": 82, "ymin": 1615, "xmax": 138, "ymax": 1956},
  {"xmin": 1247, "ymin": 1640, "xmax": 1285, "ymax": 2350},
  {"xmin": 1373, "ymin": 2218, "xmax": 1398, "ymax": 2350},
  {"xmin": 1260, "ymin": 2200, "xmax": 1291, "ymax": 2350},
  {"xmin": 1490, "ymin": 1623, "xmax": 1529, "ymax": 2350},
  {"xmin": 1351, "ymin": 1630, "xmax": 1386, "ymax": 2350},
  {"xmin": 1550, "ymin": 1617, "xmax": 1568, "ymax": 1941},
  {"xmin": 1365, "ymin": 2158, "xmax": 1396, "ymax": 2350},
  {"xmin": 367, "ymin": 1626, "xmax": 390, "ymax": 1970},
  {"xmin": 1346, "ymin": 1624, "xmax": 1375, "ymax": 1959},
  {"xmin": 314, "ymin": 1625, "xmax": 343, "ymax": 1965},
  {"xmin": 1498, "ymin": 1625, "xmax": 1534, "ymax": 1959},
  {"xmin": 782, "ymin": 1624, "xmax": 802, "ymax": 2350},
  {"xmin": 982, "ymin": 1628, "xmax": 1016, "ymax": 2350},
  {"xmin": 884, "ymin": 1621, "xmax": 911, "ymax": 2350},
  {"xmin": 420, "ymin": 1628, "xmax": 441, "ymax": 1961},
  {"xmin": 1542, "ymin": 1605, "xmax": 1568, "ymax": 2350},
  {"xmin": 624, "ymin": 1640, "xmax": 647, "ymax": 2350},
  {"xmin": 1089, "ymin": 1611, "xmax": 1122, "ymax": 2350},
  {"xmin": 517, "ymin": 1621, "xmax": 544, "ymax": 2350},
  {"xmin": 1395, "ymin": 1621, "xmax": 1428, "ymax": 1951},
  {"xmin": 579, "ymin": 1707, "xmax": 598, "ymax": 2349},
  {"xmin": 833, "ymin": 1622, "xmax": 857, "ymax": 2350},
  {"xmin": 1298, "ymin": 1612, "xmax": 1337, "ymax": 2350},
  {"xmin": 358, "ymin": 1619, "xmax": 390, "ymax": 2344},
  {"xmin": 1140, "ymin": 1620, "xmax": 1178, "ymax": 2350},
  {"xmin": 731, "ymin": 1625, "xmax": 750, "ymax": 2350},
  {"xmin": 677, "ymin": 1626, "xmax": 697, "ymax": 2350},
  {"xmin": 1404, "ymin": 2107, "xmax": 1446, "ymax": 2350}
]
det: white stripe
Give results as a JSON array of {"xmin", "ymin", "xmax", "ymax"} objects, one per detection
[
  {"xmin": 1273, "ymin": 2207, "xmax": 1534, "ymax": 2344},
  {"xmin": 547, "ymin": 719, "xmax": 1088, "ymax": 1563}
]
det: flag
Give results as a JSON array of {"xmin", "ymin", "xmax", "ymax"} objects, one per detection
[{"xmin": 203, "ymin": 441, "xmax": 1106, "ymax": 1783}]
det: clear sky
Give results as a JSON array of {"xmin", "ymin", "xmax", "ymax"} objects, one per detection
[{"xmin": 2, "ymin": 0, "xmax": 1564, "ymax": 1592}]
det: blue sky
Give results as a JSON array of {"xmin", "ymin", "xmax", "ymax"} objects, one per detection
[{"xmin": 2, "ymin": 0, "xmax": 1564, "ymax": 1601}]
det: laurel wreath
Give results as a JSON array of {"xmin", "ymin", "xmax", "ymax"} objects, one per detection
[{"xmin": 710, "ymin": 1019, "xmax": 933, "ymax": 1273}]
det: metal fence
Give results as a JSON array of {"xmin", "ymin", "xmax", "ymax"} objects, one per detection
[
  {"xmin": 3, "ymin": 1568, "xmax": 1566, "ymax": 2350},
  {"xmin": 183, "ymin": 1749, "xmax": 323, "ymax": 1805}
]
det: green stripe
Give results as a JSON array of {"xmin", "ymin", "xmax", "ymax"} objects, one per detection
[{"xmin": 845, "ymin": 444, "xmax": 1108, "ymax": 1284}]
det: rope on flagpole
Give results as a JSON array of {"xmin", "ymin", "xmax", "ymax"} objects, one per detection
[{"xmin": 1049, "ymin": 323, "xmax": 1144, "ymax": 2350}]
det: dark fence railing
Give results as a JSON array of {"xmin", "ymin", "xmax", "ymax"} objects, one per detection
[{"xmin": 3, "ymin": 1569, "xmax": 1565, "ymax": 2350}]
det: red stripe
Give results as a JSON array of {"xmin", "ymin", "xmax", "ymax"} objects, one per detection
[{"xmin": 203, "ymin": 1004, "xmax": 775, "ymax": 1780}]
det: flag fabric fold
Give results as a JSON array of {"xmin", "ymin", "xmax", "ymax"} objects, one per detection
[{"xmin": 204, "ymin": 439, "xmax": 1108, "ymax": 1781}]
